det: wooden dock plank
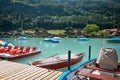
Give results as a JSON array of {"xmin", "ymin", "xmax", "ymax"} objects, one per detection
[
  {"xmin": 34, "ymin": 70, "xmax": 55, "ymax": 80},
  {"xmin": 13, "ymin": 68, "xmax": 40, "ymax": 80},
  {"xmin": 2, "ymin": 67, "xmax": 36, "ymax": 79},
  {"xmin": 0, "ymin": 61, "xmax": 28, "ymax": 79},
  {"xmin": 0, "ymin": 62, "xmax": 26, "ymax": 73},
  {"xmin": 0, "ymin": 60, "xmax": 63, "ymax": 80},
  {"xmin": 20, "ymin": 68, "xmax": 45, "ymax": 80},
  {"xmin": 27, "ymin": 68, "xmax": 50, "ymax": 80},
  {"xmin": 6, "ymin": 67, "xmax": 37, "ymax": 80},
  {"xmin": 0, "ymin": 65, "xmax": 28, "ymax": 79},
  {"xmin": 20, "ymin": 68, "xmax": 46, "ymax": 80},
  {"xmin": 49, "ymin": 72, "xmax": 63, "ymax": 80},
  {"xmin": 38, "ymin": 71, "xmax": 59, "ymax": 80}
]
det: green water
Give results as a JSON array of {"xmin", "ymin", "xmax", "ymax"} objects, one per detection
[{"xmin": 1, "ymin": 38, "xmax": 120, "ymax": 71}]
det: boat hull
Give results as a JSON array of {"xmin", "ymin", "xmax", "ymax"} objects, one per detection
[
  {"xmin": 0, "ymin": 50, "xmax": 41, "ymax": 60},
  {"xmin": 31, "ymin": 53, "xmax": 84, "ymax": 69},
  {"xmin": 41, "ymin": 56, "xmax": 83, "ymax": 69},
  {"xmin": 107, "ymin": 37, "xmax": 120, "ymax": 43},
  {"xmin": 77, "ymin": 38, "xmax": 89, "ymax": 41},
  {"xmin": 43, "ymin": 38, "xmax": 60, "ymax": 43},
  {"xmin": 107, "ymin": 40, "xmax": 120, "ymax": 43}
]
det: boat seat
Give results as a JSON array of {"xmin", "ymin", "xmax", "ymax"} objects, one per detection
[
  {"xmin": 9, "ymin": 49, "xmax": 18, "ymax": 55},
  {"xmin": 23, "ymin": 46, "xmax": 30, "ymax": 54},
  {"xmin": 85, "ymin": 65, "xmax": 120, "ymax": 74},
  {"xmin": 0, "ymin": 47, "xmax": 4, "ymax": 53},
  {"xmin": 15, "ymin": 46, "xmax": 24, "ymax": 55},
  {"xmin": 32, "ymin": 47, "xmax": 36, "ymax": 51},
  {"xmin": 9, "ymin": 46, "xmax": 19, "ymax": 55},
  {"xmin": 14, "ymin": 46, "xmax": 19, "ymax": 49},
  {"xmin": 77, "ymin": 71, "xmax": 119, "ymax": 80},
  {"xmin": 2, "ymin": 46, "xmax": 12, "ymax": 53}
]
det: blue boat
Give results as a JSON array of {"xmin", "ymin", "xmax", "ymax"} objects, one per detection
[
  {"xmin": 43, "ymin": 38, "xmax": 52, "ymax": 42},
  {"xmin": 19, "ymin": 36, "xmax": 29, "ymax": 40},
  {"xmin": 59, "ymin": 48, "xmax": 120, "ymax": 80},
  {"xmin": 77, "ymin": 36, "xmax": 89, "ymax": 41},
  {"xmin": 77, "ymin": 37, "xmax": 90, "ymax": 41},
  {"xmin": 43, "ymin": 37, "xmax": 61, "ymax": 43},
  {"xmin": 107, "ymin": 37, "xmax": 120, "ymax": 43},
  {"xmin": 51, "ymin": 38, "xmax": 60, "ymax": 43}
]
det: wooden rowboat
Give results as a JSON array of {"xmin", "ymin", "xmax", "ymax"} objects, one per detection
[
  {"xmin": 0, "ymin": 46, "xmax": 41, "ymax": 60},
  {"xmin": 29, "ymin": 53, "xmax": 84, "ymax": 69},
  {"xmin": 59, "ymin": 48, "xmax": 120, "ymax": 80}
]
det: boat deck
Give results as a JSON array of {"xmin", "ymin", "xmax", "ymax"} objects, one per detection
[
  {"xmin": 76, "ymin": 66, "xmax": 120, "ymax": 80},
  {"xmin": 0, "ymin": 60, "xmax": 63, "ymax": 80}
]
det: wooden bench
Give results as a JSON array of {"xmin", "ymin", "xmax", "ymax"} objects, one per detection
[
  {"xmin": 86, "ymin": 65, "xmax": 120, "ymax": 74},
  {"xmin": 77, "ymin": 71, "xmax": 119, "ymax": 80}
]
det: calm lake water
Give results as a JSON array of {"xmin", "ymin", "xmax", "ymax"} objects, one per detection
[{"xmin": 1, "ymin": 38, "xmax": 120, "ymax": 71}]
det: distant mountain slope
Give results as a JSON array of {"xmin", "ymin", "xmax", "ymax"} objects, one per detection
[{"xmin": 0, "ymin": 0, "xmax": 119, "ymax": 31}]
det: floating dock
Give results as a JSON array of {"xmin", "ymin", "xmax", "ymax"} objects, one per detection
[{"xmin": 0, "ymin": 60, "xmax": 63, "ymax": 80}]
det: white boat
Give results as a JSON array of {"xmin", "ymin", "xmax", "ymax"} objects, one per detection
[
  {"xmin": 19, "ymin": 36, "xmax": 29, "ymax": 40},
  {"xmin": 77, "ymin": 36, "xmax": 90, "ymax": 41},
  {"xmin": 53, "ymin": 37, "xmax": 61, "ymax": 40},
  {"xmin": 59, "ymin": 48, "xmax": 120, "ymax": 80},
  {"xmin": 43, "ymin": 37, "xmax": 61, "ymax": 43}
]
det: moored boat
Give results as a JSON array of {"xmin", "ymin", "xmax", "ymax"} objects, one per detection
[
  {"xmin": 0, "ymin": 46, "xmax": 41, "ymax": 60},
  {"xmin": 59, "ymin": 48, "xmax": 120, "ymax": 80},
  {"xmin": 29, "ymin": 52, "xmax": 84, "ymax": 69},
  {"xmin": 43, "ymin": 37, "xmax": 61, "ymax": 43},
  {"xmin": 77, "ymin": 37, "xmax": 90, "ymax": 41},
  {"xmin": 53, "ymin": 37, "xmax": 61, "ymax": 40},
  {"xmin": 19, "ymin": 36, "xmax": 29, "ymax": 40},
  {"xmin": 50, "ymin": 38, "xmax": 60, "ymax": 43},
  {"xmin": 77, "ymin": 36, "xmax": 90, "ymax": 41},
  {"xmin": 107, "ymin": 37, "xmax": 120, "ymax": 43}
]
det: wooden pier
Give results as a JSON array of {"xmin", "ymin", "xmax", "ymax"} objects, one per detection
[{"xmin": 0, "ymin": 60, "xmax": 63, "ymax": 80}]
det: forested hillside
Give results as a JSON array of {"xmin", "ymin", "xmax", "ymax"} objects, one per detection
[{"xmin": 0, "ymin": 0, "xmax": 120, "ymax": 32}]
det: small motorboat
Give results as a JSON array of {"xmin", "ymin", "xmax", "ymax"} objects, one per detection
[
  {"xmin": 19, "ymin": 36, "xmax": 29, "ymax": 40},
  {"xmin": 29, "ymin": 52, "xmax": 84, "ymax": 69},
  {"xmin": 77, "ymin": 36, "xmax": 89, "ymax": 41},
  {"xmin": 50, "ymin": 38, "xmax": 60, "ymax": 43},
  {"xmin": 59, "ymin": 48, "xmax": 120, "ymax": 80},
  {"xmin": 107, "ymin": 37, "xmax": 120, "ymax": 43},
  {"xmin": 77, "ymin": 38, "xmax": 90, "ymax": 41},
  {"xmin": 52, "ymin": 37, "xmax": 61, "ymax": 40},
  {"xmin": 43, "ymin": 37, "xmax": 61, "ymax": 43},
  {"xmin": 0, "ymin": 46, "xmax": 41, "ymax": 60},
  {"xmin": 43, "ymin": 38, "xmax": 52, "ymax": 42}
]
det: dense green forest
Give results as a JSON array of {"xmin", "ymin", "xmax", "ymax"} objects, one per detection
[{"xmin": 0, "ymin": 0, "xmax": 120, "ymax": 32}]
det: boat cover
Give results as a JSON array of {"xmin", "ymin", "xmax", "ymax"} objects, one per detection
[{"xmin": 96, "ymin": 48, "xmax": 118, "ymax": 70}]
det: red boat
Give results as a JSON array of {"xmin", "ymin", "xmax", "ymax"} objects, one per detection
[
  {"xmin": 29, "ymin": 53, "xmax": 84, "ymax": 69},
  {"xmin": 0, "ymin": 46, "xmax": 41, "ymax": 60}
]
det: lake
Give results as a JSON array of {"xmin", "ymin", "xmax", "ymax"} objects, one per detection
[{"xmin": 1, "ymin": 38, "xmax": 120, "ymax": 71}]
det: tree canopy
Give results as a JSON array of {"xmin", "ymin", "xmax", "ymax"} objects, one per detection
[{"xmin": 0, "ymin": 0, "xmax": 120, "ymax": 32}]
